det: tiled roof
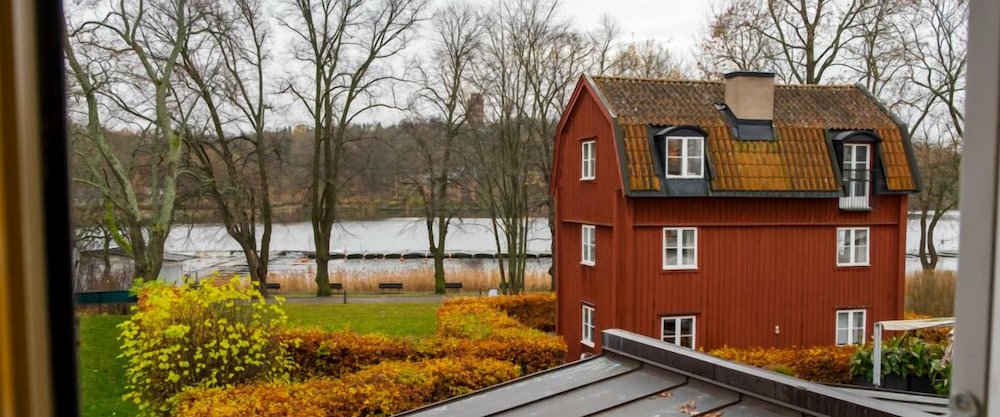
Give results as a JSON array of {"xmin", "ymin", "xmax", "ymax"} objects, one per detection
[{"xmin": 590, "ymin": 76, "xmax": 917, "ymax": 193}]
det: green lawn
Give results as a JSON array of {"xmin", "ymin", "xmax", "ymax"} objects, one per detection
[
  {"xmin": 283, "ymin": 302, "xmax": 439, "ymax": 337},
  {"xmin": 79, "ymin": 315, "xmax": 137, "ymax": 417},
  {"xmin": 78, "ymin": 301, "xmax": 441, "ymax": 416}
]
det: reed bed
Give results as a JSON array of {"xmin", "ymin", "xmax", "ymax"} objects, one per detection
[
  {"xmin": 266, "ymin": 267, "xmax": 552, "ymax": 293},
  {"xmin": 905, "ymin": 270, "xmax": 957, "ymax": 317}
]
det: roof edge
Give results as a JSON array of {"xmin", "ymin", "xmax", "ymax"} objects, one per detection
[
  {"xmin": 853, "ymin": 83, "xmax": 922, "ymax": 193},
  {"xmin": 601, "ymin": 329, "xmax": 939, "ymax": 417}
]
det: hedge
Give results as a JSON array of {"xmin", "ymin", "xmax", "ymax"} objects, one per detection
[
  {"xmin": 440, "ymin": 293, "xmax": 555, "ymax": 332},
  {"xmin": 173, "ymin": 357, "xmax": 520, "ymax": 417},
  {"xmin": 277, "ymin": 329, "xmax": 416, "ymax": 381},
  {"xmin": 709, "ymin": 345, "xmax": 857, "ymax": 383}
]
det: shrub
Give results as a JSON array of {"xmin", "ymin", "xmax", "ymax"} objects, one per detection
[
  {"xmin": 850, "ymin": 335, "xmax": 951, "ymax": 395},
  {"xmin": 709, "ymin": 345, "xmax": 856, "ymax": 384},
  {"xmin": 173, "ymin": 357, "xmax": 521, "ymax": 417},
  {"xmin": 903, "ymin": 312, "xmax": 953, "ymax": 345},
  {"xmin": 119, "ymin": 278, "xmax": 292, "ymax": 416},
  {"xmin": 276, "ymin": 329, "xmax": 416, "ymax": 381},
  {"xmin": 440, "ymin": 294, "xmax": 556, "ymax": 332},
  {"xmin": 906, "ymin": 270, "xmax": 956, "ymax": 317}
]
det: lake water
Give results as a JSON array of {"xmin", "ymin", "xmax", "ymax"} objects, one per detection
[{"xmin": 166, "ymin": 214, "xmax": 960, "ymax": 279}]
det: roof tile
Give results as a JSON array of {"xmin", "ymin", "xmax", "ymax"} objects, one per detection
[{"xmin": 590, "ymin": 76, "xmax": 917, "ymax": 193}]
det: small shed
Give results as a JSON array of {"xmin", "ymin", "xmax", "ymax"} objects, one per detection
[{"xmin": 76, "ymin": 247, "xmax": 195, "ymax": 289}]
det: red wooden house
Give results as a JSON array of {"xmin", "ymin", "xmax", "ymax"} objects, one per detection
[{"xmin": 550, "ymin": 72, "xmax": 920, "ymax": 359}]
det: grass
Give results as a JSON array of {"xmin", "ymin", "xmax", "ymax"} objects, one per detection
[
  {"xmin": 283, "ymin": 302, "xmax": 439, "ymax": 337},
  {"xmin": 78, "ymin": 314, "xmax": 137, "ymax": 417},
  {"xmin": 78, "ymin": 301, "xmax": 442, "ymax": 415}
]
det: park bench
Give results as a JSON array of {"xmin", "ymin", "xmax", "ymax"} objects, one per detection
[
  {"xmin": 378, "ymin": 282, "xmax": 403, "ymax": 292},
  {"xmin": 444, "ymin": 282, "xmax": 463, "ymax": 291},
  {"xmin": 265, "ymin": 282, "xmax": 281, "ymax": 293},
  {"xmin": 331, "ymin": 282, "xmax": 343, "ymax": 291}
]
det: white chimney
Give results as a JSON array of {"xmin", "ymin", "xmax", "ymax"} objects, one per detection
[{"xmin": 724, "ymin": 71, "xmax": 775, "ymax": 121}]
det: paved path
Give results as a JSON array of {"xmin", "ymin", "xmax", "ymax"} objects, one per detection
[{"xmin": 277, "ymin": 294, "xmax": 471, "ymax": 304}]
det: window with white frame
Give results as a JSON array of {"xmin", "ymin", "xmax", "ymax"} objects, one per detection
[
  {"xmin": 836, "ymin": 309, "xmax": 866, "ymax": 346},
  {"xmin": 840, "ymin": 143, "xmax": 871, "ymax": 210},
  {"xmin": 837, "ymin": 227, "xmax": 869, "ymax": 266},
  {"xmin": 581, "ymin": 225, "xmax": 596, "ymax": 266},
  {"xmin": 661, "ymin": 316, "xmax": 696, "ymax": 348},
  {"xmin": 663, "ymin": 227, "xmax": 697, "ymax": 269},
  {"xmin": 581, "ymin": 140, "xmax": 596, "ymax": 180},
  {"xmin": 665, "ymin": 136, "xmax": 704, "ymax": 178},
  {"xmin": 582, "ymin": 305, "xmax": 595, "ymax": 347}
]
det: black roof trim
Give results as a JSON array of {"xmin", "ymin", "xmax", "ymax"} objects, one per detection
[
  {"xmin": 715, "ymin": 103, "xmax": 775, "ymax": 141},
  {"xmin": 724, "ymin": 71, "xmax": 776, "ymax": 79}
]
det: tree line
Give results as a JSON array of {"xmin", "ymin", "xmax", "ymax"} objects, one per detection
[{"xmin": 65, "ymin": 0, "xmax": 963, "ymax": 297}]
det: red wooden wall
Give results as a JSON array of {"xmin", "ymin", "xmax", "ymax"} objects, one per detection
[{"xmin": 553, "ymin": 79, "xmax": 909, "ymax": 360}]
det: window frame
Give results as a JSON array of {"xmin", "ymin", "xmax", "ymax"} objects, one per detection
[
  {"xmin": 660, "ymin": 315, "xmax": 697, "ymax": 349},
  {"xmin": 663, "ymin": 227, "xmax": 698, "ymax": 270},
  {"xmin": 836, "ymin": 227, "xmax": 870, "ymax": 267},
  {"xmin": 840, "ymin": 143, "xmax": 871, "ymax": 209},
  {"xmin": 581, "ymin": 224, "xmax": 596, "ymax": 266},
  {"xmin": 836, "ymin": 309, "xmax": 867, "ymax": 346},
  {"xmin": 664, "ymin": 136, "xmax": 704, "ymax": 179},
  {"xmin": 581, "ymin": 140, "xmax": 596, "ymax": 181},
  {"xmin": 581, "ymin": 304, "xmax": 595, "ymax": 347}
]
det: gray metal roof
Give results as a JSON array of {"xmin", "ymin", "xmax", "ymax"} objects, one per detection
[{"xmin": 398, "ymin": 330, "xmax": 946, "ymax": 417}]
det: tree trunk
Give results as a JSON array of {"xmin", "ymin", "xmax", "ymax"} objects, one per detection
[{"xmin": 315, "ymin": 229, "xmax": 332, "ymax": 296}]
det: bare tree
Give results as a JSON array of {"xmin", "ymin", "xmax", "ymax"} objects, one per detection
[
  {"xmin": 281, "ymin": 0, "xmax": 426, "ymax": 296},
  {"xmin": 176, "ymin": 0, "xmax": 280, "ymax": 294},
  {"xmin": 471, "ymin": 0, "xmax": 583, "ymax": 294},
  {"xmin": 900, "ymin": 0, "xmax": 967, "ymax": 271},
  {"xmin": 913, "ymin": 130, "xmax": 961, "ymax": 271},
  {"xmin": 606, "ymin": 39, "xmax": 685, "ymax": 79},
  {"xmin": 65, "ymin": 0, "xmax": 201, "ymax": 281},
  {"xmin": 697, "ymin": 0, "xmax": 779, "ymax": 78},
  {"xmin": 700, "ymin": 0, "xmax": 878, "ymax": 84},
  {"xmin": 403, "ymin": 1, "xmax": 482, "ymax": 294}
]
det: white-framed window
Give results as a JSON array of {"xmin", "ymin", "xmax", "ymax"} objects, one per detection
[
  {"xmin": 582, "ymin": 304, "xmax": 595, "ymax": 347},
  {"xmin": 663, "ymin": 227, "xmax": 697, "ymax": 269},
  {"xmin": 840, "ymin": 143, "xmax": 871, "ymax": 210},
  {"xmin": 837, "ymin": 227, "xmax": 869, "ymax": 266},
  {"xmin": 665, "ymin": 136, "xmax": 704, "ymax": 178},
  {"xmin": 836, "ymin": 309, "xmax": 866, "ymax": 346},
  {"xmin": 661, "ymin": 316, "xmax": 696, "ymax": 349},
  {"xmin": 581, "ymin": 225, "xmax": 596, "ymax": 266},
  {"xmin": 581, "ymin": 140, "xmax": 596, "ymax": 180}
]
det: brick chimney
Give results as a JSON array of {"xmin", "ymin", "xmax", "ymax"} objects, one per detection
[
  {"xmin": 467, "ymin": 93, "xmax": 484, "ymax": 127},
  {"xmin": 723, "ymin": 71, "xmax": 775, "ymax": 121}
]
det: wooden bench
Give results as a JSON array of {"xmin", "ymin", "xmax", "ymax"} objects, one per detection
[
  {"xmin": 444, "ymin": 282, "xmax": 463, "ymax": 291},
  {"xmin": 265, "ymin": 282, "xmax": 281, "ymax": 293},
  {"xmin": 378, "ymin": 282, "xmax": 403, "ymax": 292},
  {"xmin": 331, "ymin": 282, "xmax": 343, "ymax": 291}
]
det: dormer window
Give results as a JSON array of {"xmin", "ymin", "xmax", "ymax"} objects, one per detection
[
  {"xmin": 665, "ymin": 136, "xmax": 703, "ymax": 178},
  {"xmin": 841, "ymin": 143, "xmax": 871, "ymax": 210}
]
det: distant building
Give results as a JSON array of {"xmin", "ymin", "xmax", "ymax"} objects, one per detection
[
  {"xmin": 76, "ymin": 247, "xmax": 194, "ymax": 290},
  {"xmin": 550, "ymin": 72, "xmax": 920, "ymax": 359}
]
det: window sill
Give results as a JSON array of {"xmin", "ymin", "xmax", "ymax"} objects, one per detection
[
  {"xmin": 580, "ymin": 177, "xmax": 596, "ymax": 182},
  {"xmin": 665, "ymin": 175, "xmax": 704, "ymax": 180},
  {"xmin": 581, "ymin": 339, "xmax": 595, "ymax": 348},
  {"xmin": 836, "ymin": 263, "xmax": 870, "ymax": 268},
  {"xmin": 663, "ymin": 266, "xmax": 698, "ymax": 271},
  {"xmin": 581, "ymin": 261, "xmax": 595, "ymax": 267}
]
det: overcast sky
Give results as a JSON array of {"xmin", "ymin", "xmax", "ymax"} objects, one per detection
[{"xmin": 561, "ymin": 0, "xmax": 713, "ymax": 60}]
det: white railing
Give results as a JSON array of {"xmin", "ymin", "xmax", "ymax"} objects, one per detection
[{"xmin": 840, "ymin": 169, "xmax": 870, "ymax": 210}]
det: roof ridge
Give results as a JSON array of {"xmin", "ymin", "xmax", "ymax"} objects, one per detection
[{"xmin": 589, "ymin": 74, "xmax": 859, "ymax": 90}]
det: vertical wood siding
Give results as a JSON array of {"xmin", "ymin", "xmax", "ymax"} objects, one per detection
[
  {"xmin": 619, "ymin": 195, "xmax": 906, "ymax": 350},
  {"xmin": 554, "ymin": 86, "xmax": 620, "ymax": 359}
]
